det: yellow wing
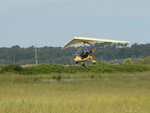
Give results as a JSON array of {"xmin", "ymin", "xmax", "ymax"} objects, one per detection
[{"xmin": 62, "ymin": 37, "xmax": 130, "ymax": 50}]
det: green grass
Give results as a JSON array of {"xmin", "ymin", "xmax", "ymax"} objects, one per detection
[{"xmin": 0, "ymin": 72, "xmax": 150, "ymax": 113}]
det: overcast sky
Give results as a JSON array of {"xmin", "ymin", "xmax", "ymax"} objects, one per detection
[{"xmin": 0, "ymin": 0, "xmax": 150, "ymax": 47}]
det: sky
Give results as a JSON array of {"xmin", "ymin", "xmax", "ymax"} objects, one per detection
[{"xmin": 0, "ymin": 0, "xmax": 150, "ymax": 47}]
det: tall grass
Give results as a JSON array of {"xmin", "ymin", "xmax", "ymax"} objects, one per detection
[{"xmin": 0, "ymin": 72, "xmax": 150, "ymax": 113}]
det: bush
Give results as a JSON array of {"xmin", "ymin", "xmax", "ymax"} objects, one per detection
[
  {"xmin": 123, "ymin": 58, "xmax": 133, "ymax": 65},
  {"xmin": 0, "ymin": 63, "xmax": 150, "ymax": 75},
  {"xmin": 21, "ymin": 63, "xmax": 64, "ymax": 74},
  {"xmin": 0, "ymin": 64, "xmax": 22, "ymax": 73}
]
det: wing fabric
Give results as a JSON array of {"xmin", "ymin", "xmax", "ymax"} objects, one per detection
[{"xmin": 62, "ymin": 37, "xmax": 130, "ymax": 50}]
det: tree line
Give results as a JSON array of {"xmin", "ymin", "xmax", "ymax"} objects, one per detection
[{"xmin": 0, "ymin": 43, "xmax": 150, "ymax": 65}]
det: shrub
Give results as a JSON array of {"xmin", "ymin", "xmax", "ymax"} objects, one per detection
[
  {"xmin": 123, "ymin": 58, "xmax": 133, "ymax": 65},
  {"xmin": 0, "ymin": 63, "xmax": 150, "ymax": 75},
  {"xmin": 0, "ymin": 64, "xmax": 22, "ymax": 73},
  {"xmin": 21, "ymin": 63, "xmax": 64, "ymax": 74}
]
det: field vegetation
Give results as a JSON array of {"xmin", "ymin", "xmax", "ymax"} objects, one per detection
[
  {"xmin": 0, "ymin": 72, "xmax": 150, "ymax": 113},
  {"xmin": 1, "ymin": 59, "xmax": 150, "ymax": 75},
  {"xmin": 1, "ymin": 59, "xmax": 150, "ymax": 112}
]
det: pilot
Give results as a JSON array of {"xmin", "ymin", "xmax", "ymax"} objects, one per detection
[
  {"xmin": 81, "ymin": 51, "xmax": 90, "ymax": 59},
  {"xmin": 80, "ymin": 51, "xmax": 85, "ymax": 59},
  {"xmin": 85, "ymin": 52, "xmax": 89, "ymax": 58}
]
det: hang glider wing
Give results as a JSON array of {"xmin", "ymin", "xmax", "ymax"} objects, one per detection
[{"xmin": 62, "ymin": 37, "xmax": 130, "ymax": 50}]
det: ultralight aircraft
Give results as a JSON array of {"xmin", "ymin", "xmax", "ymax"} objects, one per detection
[{"xmin": 62, "ymin": 37, "xmax": 130, "ymax": 66}]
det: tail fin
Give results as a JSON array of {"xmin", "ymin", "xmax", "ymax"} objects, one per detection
[{"xmin": 92, "ymin": 47, "xmax": 96, "ymax": 53}]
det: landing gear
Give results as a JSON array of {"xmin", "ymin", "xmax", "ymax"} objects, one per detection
[
  {"xmin": 92, "ymin": 59, "xmax": 96, "ymax": 65},
  {"xmin": 93, "ymin": 62, "xmax": 96, "ymax": 65},
  {"xmin": 75, "ymin": 61, "xmax": 79, "ymax": 64},
  {"xmin": 82, "ymin": 64, "xmax": 85, "ymax": 66},
  {"xmin": 81, "ymin": 62, "xmax": 85, "ymax": 66}
]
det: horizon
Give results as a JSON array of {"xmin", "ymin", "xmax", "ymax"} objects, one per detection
[{"xmin": 0, "ymin": 41, "xmax": 149, "ymax": 48}]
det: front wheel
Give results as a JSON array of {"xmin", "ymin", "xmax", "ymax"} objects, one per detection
[
  {"xmin": 82, "ymin": 64, "xmax": 85, "ymax": 66},
  {"xmin": 75, "ymin": 61, "xmax": 79, "ymax": 64},
  {"xmin": 81, "ymin": 62, "xmax": 85, "ymax": 66},
  {"xmin": 93, "ymin": 62, "xmax": 96, "ymax": 65}
]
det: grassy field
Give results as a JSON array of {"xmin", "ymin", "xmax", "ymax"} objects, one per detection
[{"xmin": 0, "ymin": 72, "xmax": 150, "ymax": 113}]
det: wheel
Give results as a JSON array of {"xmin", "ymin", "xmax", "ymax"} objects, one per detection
[
  {"xmin": 81, "ymin": 62, "xmax": 85, "ymax": 66},
  {"xmin": 82, "ymin": 63, "xmax": 85, "ymax": 66},
  {"xmin": 93, "ymin": 62, "xmax": 96, "ymax": 65},
  {"xmin": 76, "ymin": 61, "xmax": 79, "ymax": 64}
]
